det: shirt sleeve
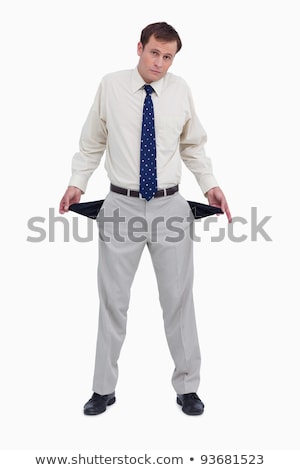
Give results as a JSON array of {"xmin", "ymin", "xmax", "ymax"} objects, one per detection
[
  {"xmin": 180, "ymin": 87, "xmax": 218, "ymax": 195},
  {"xmin": 68, "ymin": 81, "xmax": 107, "ymax": 193}
]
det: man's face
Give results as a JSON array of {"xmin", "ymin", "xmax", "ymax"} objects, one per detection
[{"xmin": 137, "ymin": 35, "xmax": 177, "ymax": 83}]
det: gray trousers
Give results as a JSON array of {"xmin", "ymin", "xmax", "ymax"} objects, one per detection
[{"xmin": 92, "ymin": 191, "xmax": 201, "ymax": 395}]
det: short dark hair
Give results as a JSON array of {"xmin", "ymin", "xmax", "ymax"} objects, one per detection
[{"xmin": 140, "ymin": 22, "xmax": 182, "ymax": 53}]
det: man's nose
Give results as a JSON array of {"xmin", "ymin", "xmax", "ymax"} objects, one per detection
[{"xmin": 154, "ymin": 56, "xmax": 163, "ymax": 67}]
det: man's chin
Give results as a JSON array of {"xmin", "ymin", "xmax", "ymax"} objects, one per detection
[{"xmin": 148, "ymin": 71, "xmax": 162, "ymax": 81}]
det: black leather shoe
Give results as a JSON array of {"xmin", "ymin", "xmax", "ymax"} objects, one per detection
[
  {"xmin": 177, "ymin": 393, "xmax": 205, "ymax": 415},
  {"xmin": 83, "ymin": 392, "xmax": 116, "ymax": 415}
]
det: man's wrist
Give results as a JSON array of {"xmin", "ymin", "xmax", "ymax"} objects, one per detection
[
  {"xmin": 204, "ymin": 186, "xmax": 218, "ymax": 198},
  {"xmin": 69, "ymin": 185, "xmax": 84, "ymax": 194}
]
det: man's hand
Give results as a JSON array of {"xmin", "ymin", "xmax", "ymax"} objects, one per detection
[
  {"xmin": 59, "ymin": 186, "xmax": 83, "ymax": 214},
  {"xmin": 205, "ymin": 186, "xmax": 232, "ymax": 223}
]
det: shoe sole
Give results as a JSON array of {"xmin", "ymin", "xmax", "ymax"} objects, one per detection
[
  {"xmin": 176, "ymin": 397, "xmax": 204, "ymax": 416},
  {"xmin": 84, "ymin": 396, "xmax": 116, "ymax": 415}
]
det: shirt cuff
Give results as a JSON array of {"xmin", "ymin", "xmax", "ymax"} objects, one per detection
[
  {"xmin": 68, "ymin": 175, "xmax": 88, "ymax": 194},
  {"xmin": 196, "ymin": 174, "xmax": 219, "ymax": 196}
]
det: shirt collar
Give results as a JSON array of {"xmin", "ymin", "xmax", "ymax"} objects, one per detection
[{"xmin": 131, "ymin": 67, "xmax": 164, "ymax": 96}]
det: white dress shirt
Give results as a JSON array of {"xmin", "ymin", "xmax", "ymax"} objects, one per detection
[{"xmin": 69, "ymin": 67, "xmax": 218, "ymax": 194}]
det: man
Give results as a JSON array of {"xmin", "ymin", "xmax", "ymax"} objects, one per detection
[{"xmin": 59, "ymin": 22, "xmax": 231, "ymax": 416}]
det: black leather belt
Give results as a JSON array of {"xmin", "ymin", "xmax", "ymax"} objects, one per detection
[{"xmin": 110, "ymin": 184, "xmax": 179, "ymax": 198}]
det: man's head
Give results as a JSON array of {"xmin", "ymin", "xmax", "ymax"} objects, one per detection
[{"xmin": 137, "ymin": 22, "xmax": 182, "ymax": 84}]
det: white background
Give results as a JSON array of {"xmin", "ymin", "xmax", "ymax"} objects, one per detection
[{"xmin": 0, "ymin": 0, "xmax": 299, "ymax": 458}]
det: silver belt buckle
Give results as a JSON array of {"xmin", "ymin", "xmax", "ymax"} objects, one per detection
[
  {"xmin": 163, "ymin": 188, "xmax": 167, "ymax": 196},
  {"xmin": 127, "ymin": 188, "xmax": 131, "ymax": 197}
]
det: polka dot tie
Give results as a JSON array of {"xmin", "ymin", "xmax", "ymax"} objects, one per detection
[{"xmin": 139, "ymin": 85, "xmax": 157, "ymax": 201}]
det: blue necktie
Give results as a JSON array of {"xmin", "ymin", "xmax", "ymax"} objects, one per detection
[{"xmin": 139, "ymin": 85, "xmax": 157, "ymax": 201}]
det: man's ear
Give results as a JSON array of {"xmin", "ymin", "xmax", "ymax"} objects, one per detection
[{"xmin": 137, "ymin": 41, "xmax": 143, "ymax": 57}]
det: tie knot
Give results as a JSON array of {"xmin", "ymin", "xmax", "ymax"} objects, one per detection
[{"xmin": 144, "ymin": 84, "xmax": 154, "ymax": 96}]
